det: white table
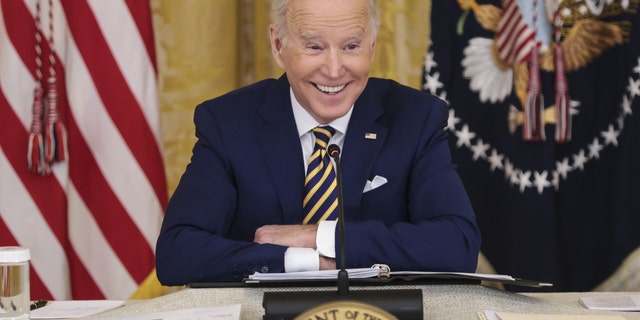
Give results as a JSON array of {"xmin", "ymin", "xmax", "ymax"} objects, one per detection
[{"xmin": 86, "ymin": 285, "xmax": 640, "ymax": 319}]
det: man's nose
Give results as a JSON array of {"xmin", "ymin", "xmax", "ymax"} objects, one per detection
[{"xmin": 322, "ymin": 50, "xmax": 345, "ymax": 78}]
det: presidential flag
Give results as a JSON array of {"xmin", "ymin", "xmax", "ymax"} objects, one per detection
[
  {"xmin": 0, "ymin": 0, "xmax": 167, "ymax": 299},
  {"xmin": 425, "ymin": 0, "xmax": 640, "ymax": 291}
]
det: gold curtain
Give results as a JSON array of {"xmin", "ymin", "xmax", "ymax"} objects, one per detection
[
  {"xmin": 136, "ymin": 0, "xmax": 431, "ymax": 298},
  {"xmin": 152, "ymin": 0, "xmax": 431, "ymax": 197}
]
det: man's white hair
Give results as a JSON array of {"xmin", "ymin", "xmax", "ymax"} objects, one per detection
[{"xmin": 270, "ymin": 0, "xmax": 380, "ymax": 41}]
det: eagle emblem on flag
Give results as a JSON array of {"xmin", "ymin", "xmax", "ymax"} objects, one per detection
[{"xmin": 455, "ymin": 0, "xmax": 633, "ymax": 142}]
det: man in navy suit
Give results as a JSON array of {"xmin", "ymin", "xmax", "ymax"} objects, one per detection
[{"xmin": 156, "ymin": 0, "xmax": 480, "ymax": 285}]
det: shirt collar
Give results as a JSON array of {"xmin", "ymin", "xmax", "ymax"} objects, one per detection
[{"xmin": 290, "ymin": 87, "xmax": 352, "ymax": 137}]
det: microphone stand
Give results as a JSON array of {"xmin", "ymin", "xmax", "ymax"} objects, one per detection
[{"xmin": 329, "ymin": 144, "xmax": 349, "ymax": 297}]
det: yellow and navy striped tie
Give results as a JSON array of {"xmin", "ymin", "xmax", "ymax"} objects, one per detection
[{"xmin": 302, "ymin": 126, "xmax": 338, "ymax": 224}]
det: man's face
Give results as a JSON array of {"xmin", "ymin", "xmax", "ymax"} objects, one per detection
[{"xmin": 270, "ymin": 0, "xmax": 376, "ymax": 124}]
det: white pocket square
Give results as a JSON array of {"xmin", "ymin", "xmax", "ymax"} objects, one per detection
[{"xmin": 363, "ymin": 175, "xmax": 388, "ymax": 193}]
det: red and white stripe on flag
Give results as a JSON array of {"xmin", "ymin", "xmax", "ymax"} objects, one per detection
[
  {"xmin": 495, "ymin": 0, "xmax": 535, "ymax": 64},
  {"xmin": 0, "ymin": 0, "xmax": 167, "ymax": 300}
]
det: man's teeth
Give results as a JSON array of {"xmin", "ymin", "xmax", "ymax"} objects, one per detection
[{"xmin": 316, "ymin": 84, "xmax": 345, "ymax": 93}]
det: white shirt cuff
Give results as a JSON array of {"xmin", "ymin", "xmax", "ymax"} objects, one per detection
[
  {"xmin": 284, "ymin": 247, "xmax": 319, "ymax": 272},
  {"xmin": 316, "ymin": 220, "xmax": 337, "ymax": 258}
]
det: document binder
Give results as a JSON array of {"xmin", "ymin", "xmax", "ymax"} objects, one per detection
[{"xmin": 188, "ymin": 268, "xmax": 552, "ymax": 289}]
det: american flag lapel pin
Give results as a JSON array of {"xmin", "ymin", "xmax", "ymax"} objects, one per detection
[{"xmin": 364, "ymin": 132, "xmax": 377, "ymax": 140}]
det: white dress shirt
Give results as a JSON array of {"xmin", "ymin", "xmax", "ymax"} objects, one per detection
[{"xmin": 284, "ymin": 88, "xmax": 353, "ymax": 272}]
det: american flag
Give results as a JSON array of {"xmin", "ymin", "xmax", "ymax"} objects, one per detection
[
  {"xmin": 495, "ymin": 0, "xmax": 535, "ymax": 64},
  {"xmin": 0, "ymin": 0, "xmax": 167, "ymax": 300}
]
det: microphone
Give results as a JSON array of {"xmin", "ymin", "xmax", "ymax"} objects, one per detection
[
  {"xmin": 262, "ymin": 144, "xmax": 423, "ymax": 319},
  {"xmin": 327, "ymin": 144, "xmax": 349, "ymax": 296}
]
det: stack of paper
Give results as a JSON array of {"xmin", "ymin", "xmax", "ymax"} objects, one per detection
[{"xmin": 579, "ymin": 295, "xmax": 640, "ymax": 311}]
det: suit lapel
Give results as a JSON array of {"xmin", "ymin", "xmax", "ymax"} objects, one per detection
[
  {"xmin": 341, "ymin": 82, "xmax": 387, "ymax": 219},
  {"xmin": 255, "ymin": 75, "xmax": 306, "ymax": 224}
]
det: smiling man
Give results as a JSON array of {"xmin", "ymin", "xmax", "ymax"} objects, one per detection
[{"xmin": 156, "ymin": 0, "xmax": 481, "ymax": 285}]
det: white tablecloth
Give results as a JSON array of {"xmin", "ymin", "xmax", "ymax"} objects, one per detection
[{"xmin": 86, "ymin": 285, "xmax": 640, "ymax": 319}]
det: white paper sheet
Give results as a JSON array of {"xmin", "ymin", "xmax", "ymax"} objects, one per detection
[
  {"xmin": 97, "ymin": 304, "xmax": 241, "ymax": 320},
  {"xmin": 29, "ymin": 300, "xmax": 125, "ymax": 319}
]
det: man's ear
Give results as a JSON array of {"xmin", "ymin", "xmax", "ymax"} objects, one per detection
[
  {"xmin": 370, "ymin": 38, "xmax": 377, "ymax": 61},
  {"xmin": 269, "ymin": 24, "xmax": 286, "ymax": 69}
]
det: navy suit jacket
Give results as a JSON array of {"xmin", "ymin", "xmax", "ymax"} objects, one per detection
[{"xmin": 156, "ymin": 75, "xmax": 481, "ymax": 285}]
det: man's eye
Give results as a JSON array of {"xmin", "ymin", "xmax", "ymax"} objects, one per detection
[{"xmin": 346, "ymin": 44, "xmax": 358, "ymax": 50}]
